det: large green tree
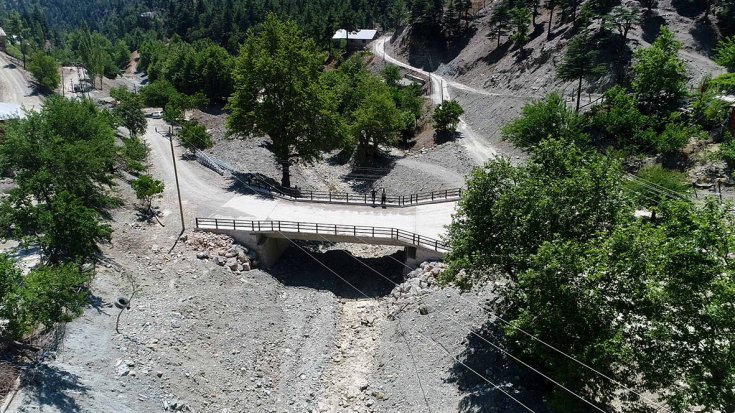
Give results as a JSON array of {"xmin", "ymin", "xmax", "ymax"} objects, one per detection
[
  {"xmin": 632, "ymin": 27, "xmax": 688, "ymax": 116},
  {"xmin": 557, "ymin": 31, "xmax": 607, "ymax": 112},
  {"xmin": 111, "ymin": 87, "xmax": 147, "ymax": 137},
  {"xmin": 507, "ymin": 199, "xmax": 735, "ymax": 412},
  {"xmin": 0, "ymin": 97, "xmax": 116, "ymax": 263},
  {"xmin": 28, "ymin": 52, "xmax": 60, "ymax": 93},
  {"xmin": 444, "ymin": 139, "xmax": 629, "ymax": 281},
  {"xmin": 501, "ymin": 93, "xmax": 585, "ymax": 147},
  {"xmin": 228, "ymin": 14, "xmax": 341, "ymax": 187}
]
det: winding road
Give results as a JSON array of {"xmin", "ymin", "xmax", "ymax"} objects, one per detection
[
  {"xmin": 0, "ymin": 52, "xmax": 43, "ymax": 112},
  {"xmin": 373, "ymin": 36, "xmax": 499, "ymax": 164}
]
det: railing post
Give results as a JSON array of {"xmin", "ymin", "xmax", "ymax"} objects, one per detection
[
  {"xmin": 232, "ymin": 219, "xmax": 236, "ymax": 230},
  {"xmin": 334, "ymin": 225, "xmax": 337, "ymax": 235},
  {"xmin": 372, "ymin": 227, "xmax": 375, "ymax": 238},
  {"xmin": 315, "ymin": 223, "xmax": 318, "ymax": 233},
  {"xmin": 445, "ymin": 189, "xmax": 448, "ymax": 198},
  {"xmin": 311, "ymin": 191, "xmax": 313, "ymax": 201},
  {"xmin": 297, "ymin": 222, "xmax": 300, "ymax": 232},
  {"xmin": 258, "ymin": 221, "xmax": 261, "ymax": 231},
  {"xmin": 346, "ymin": 193, "xmax": 349, "ymax": 203},
  {"xmin": 279, "ymin": 221, "xmax": 281, "ymax": 231},
  {"xmin": 329, "ymin": 192, "xmax": 332, "ymax": 202},
  {"xmin": 271, "ymin": 221, "xmax": 274, "ymax": 231},
  {"xmin": 215, "ymin": 220, "xmax": 219, "ymax": 230},
  {"xmin": 195, "ymin": 218, "xmax": 199, "ymax": 228},
  {"xmin": 435, "ymin": 240, "xmax": 438, "ymax": 251}
]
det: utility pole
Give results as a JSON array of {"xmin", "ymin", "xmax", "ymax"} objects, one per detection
[{"xmin": 168, "ymin": 126, "xmax": 186, "ymax": 231}]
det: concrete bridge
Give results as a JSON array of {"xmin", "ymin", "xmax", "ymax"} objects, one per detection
[{"xmin": 195, "ymin": 218, "xmax": 448, "ymax": 269}]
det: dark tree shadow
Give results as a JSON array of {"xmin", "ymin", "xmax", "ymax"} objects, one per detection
[
  {"xmin": 448, "ymin": 320, "xmax": 555, "ymax": 413},
  {"xmin": 20, "ymin": 364, "xmax": 89, "ymax": 413},
  {"xmin": 482, "ymin": 41, "xmax": 513, "ymax": 66},
  {"xmin": 690, "ymin": 19, "xmax": 720, "ymax": 55},
  {"xmin": 435, "ymin": 130, "xmax": 461, "ymax": 144},
  {"xmin": 641, "ymin": 14, "xmax": 666, "ymax": 44},
  {"xmin": 87, "ymin": 294, "xmax": 110, "ymax": 315},
  {"xmin": 671, "ymin": 0, "xmax": 706, "ymax": 18},
  {"xmin": 269, "ymin": 243, "xmax": 406, "ymax": 298},
  {"xmin": 405, "ymin": 25, "xmax": 477, "ymax": 71}
]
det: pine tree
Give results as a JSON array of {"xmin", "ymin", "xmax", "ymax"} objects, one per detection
[
  {"xmin": 557, "ymin": 32, "xmax": 608, "ymax": 112},
  {"xmin": 490, "ymin": 3, "xmax": 511, "ymax": 47}
]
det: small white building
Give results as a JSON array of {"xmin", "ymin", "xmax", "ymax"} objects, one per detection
[{"xmin": 332, "ymin": 29, "xmax": 378, "ymax": 51}]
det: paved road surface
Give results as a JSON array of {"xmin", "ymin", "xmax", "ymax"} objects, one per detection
[
  {"xmin": 143, "ymin": 119, "xmax": 457, "ymax": 241},
  {"xmin": 0, "ymin": 52, "xmax": 43, "ymax": 111}
]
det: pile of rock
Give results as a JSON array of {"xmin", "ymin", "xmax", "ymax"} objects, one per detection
[
  {"xmin": 184, "ymin": 231, "xmax": 258, "ymax": 273},
  {"xmin": 390, "ymin": 261, "xmax": 446, "ymax": 300}
]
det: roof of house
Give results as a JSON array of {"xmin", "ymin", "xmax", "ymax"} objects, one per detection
[
  {"xmin": 0, "ymin": 102, "xmax": 25, "ymax": 121},
  {"xmin": 332, "ymin": 29, "xmax": 378, "ymax": 41}
]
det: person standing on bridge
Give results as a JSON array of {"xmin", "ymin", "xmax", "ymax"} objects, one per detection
[
  {"xmin": 381, "ymin": 188, "xmax": 386, "ymax": 208},
  {"xmin": 371, "ymin": 188, "xmax": 377, "ymax": 206}
]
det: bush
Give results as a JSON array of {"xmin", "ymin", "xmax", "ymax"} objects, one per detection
[
  {"xmin": 589, "ymin": 86, "xmax": 654, "ymax": 148},
  {"xmin": 710, "ymin": 73, "xmax": 735, "ymax": 94},
  {"xmin": 653, "ymin": 122, "xmax": 703, "ymax": 155},
  {"xmin": 0, "ymin": 257, "xmax": 90, "ymax": 340},
  {"xmin": 502, "ymin": 93, "xmax": 586, "ymax": 148},
  {"xmin": 625, "ymin": 164, "xmax": 689, "ymax": 206},
  {"xmin": 720, "ymin": 134, "xmax": 735, "ymax": 168},
  {"xmin": 140, "ymin": 80, "xmax": 179, "ymax": 107},
  {"xmin": 690, "ymin": 89, "xmax": 731, "ymax": 130},
  {"xmin": 433, "ymin": 101, "xmax": 464, "ymax": 134},
  {"xmin": 180, "ymin": 121, "xmax": 213, "ymax": 151},
  {"xmin": 28, "ymin": 53, "xmax": 60, "ymax": 93},
  {"xmin": 715, "ymin": 36, "xmax": 735, "ymax": 72},
  {"xmin": 132, "ymin": 175, "xmax": 164, "ymax": 214},
  {"xmin": 121, "ymin": 137, "xmax": 150, "ymax": 172}
]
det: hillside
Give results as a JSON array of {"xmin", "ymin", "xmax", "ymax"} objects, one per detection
[{"xmin": 390, "ymin": 0, "xmax": 725, "ymax": 97}]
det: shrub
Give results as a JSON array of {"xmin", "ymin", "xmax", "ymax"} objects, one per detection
[
  {"xmin": 625, "ymin": 164, "xmax": 690, "ymax": 206},
  {"xmin": 502, "ymin": 93, "xmax": 586, "ymax": 148},
  {"xmin": 715, "ymin": 36, "xmax": 735, "ymax": 71},
  {"xmin": 710, "ymin": 73, "xmax": 735, "ymax": 94},
  {"xmin": 720, "ymin": 133, "xmax": 735, "ymax": 168},
  {"xmin": 121, "ymin": 137, "xmax": 150, "ymax": 172},
  {"xmin": 433, "ymin": 101, "xmax": 464, "ymax": 134},
  {"xmin": 140, "ymin": 80, "xmax": 179, "ymax": 107},
  {"xmin": 180, "ymin": 121, "xmax": 213, "ymax": 151},
  {"xmin": 653, "ymin": 122, "xmax": 703, "ymax": 155}
]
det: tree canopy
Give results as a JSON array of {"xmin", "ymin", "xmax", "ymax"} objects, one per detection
[
  {"xmin": 0, "ymin": 97, "xmax": 116, "ymax": 263},
  {"xmin": 227, "ymin": 14, "xmax": 341, "ymax": 187}
]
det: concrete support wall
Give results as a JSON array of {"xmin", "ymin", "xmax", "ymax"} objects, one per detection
[{"xmin": 404, "ymin": 246, "xmax": 445, "ymax": 273}]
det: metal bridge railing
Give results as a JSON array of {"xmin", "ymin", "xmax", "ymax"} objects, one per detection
[
  {"xmin": 195, "ymin": 218, "xmax": 451, "ymax": 253},
  {"xmin": 193, "ymin": 149, "xmax": 462, "ymax": 208}
]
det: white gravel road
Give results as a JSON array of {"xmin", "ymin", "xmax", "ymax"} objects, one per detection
[{"xmin": 0, "ymin": 53, "xmax": 43, "ymax": 112}]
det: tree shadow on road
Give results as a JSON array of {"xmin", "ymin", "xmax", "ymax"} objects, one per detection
[
  {"xmin": 447, "ymin": 319, "xmax": 554, "ymax": 413},
  {"xmin": 270, "ymin": 243, "xmax": 406, "ymax": 298},
  {"xmin": 19, "ymin": 364, "xmax": 90, "ymax": 413}
]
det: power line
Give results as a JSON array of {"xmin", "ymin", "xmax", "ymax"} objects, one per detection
[
  {"xmin": 316, "ymin": 233, "xmax": 609, "ymax": 412},
  {"xmin": 344, "ymin": 231, "xmax": 670, "ymax": 412},
  {"xmin": 276, "ymin": 232, "xmax": 538, "ymax": 413}
]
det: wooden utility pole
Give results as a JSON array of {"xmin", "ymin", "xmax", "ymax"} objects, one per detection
[{"xmin": 169, "ymin": 126, "xmax": 186, "ymax": 231}]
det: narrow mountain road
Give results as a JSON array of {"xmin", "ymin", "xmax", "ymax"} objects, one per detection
[
  {"xmin": 0, "ymin": 52, "xmax": 43, "ymax": 111},
  {"xmin": 373, "ymin": 36, "xmax": 523, "ymax": 164}
]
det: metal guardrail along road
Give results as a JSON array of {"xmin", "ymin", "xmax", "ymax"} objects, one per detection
[
  {"xmin": 194, "ymin": 150, "xmax": 462, "ymax": 208},
  {"xmin": 196, "ymin": 218, "xmax": 451, "ymax": 253}
]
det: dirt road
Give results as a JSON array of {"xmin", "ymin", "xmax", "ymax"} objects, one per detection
[{"xmin": 0, "ymin": 53, "xmax": 43, "ymax": 111}]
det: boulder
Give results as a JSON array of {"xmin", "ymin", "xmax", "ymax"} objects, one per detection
[{"xmin": 213, "ymin": 256, "xmax": 226, "ymax": 266}]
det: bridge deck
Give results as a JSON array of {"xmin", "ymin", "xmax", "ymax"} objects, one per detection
[{"xmin": 196, "ymin": 218, "xmax": 450, "ymax": 253}]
